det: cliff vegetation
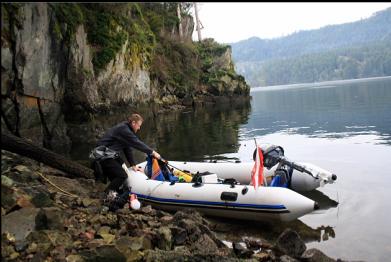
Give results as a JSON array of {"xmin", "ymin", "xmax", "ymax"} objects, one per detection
[{"xmin": 1, "ymin": 3, "xmax": 249, "ymax": 151}]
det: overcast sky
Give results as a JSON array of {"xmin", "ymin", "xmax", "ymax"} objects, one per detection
[{"xmin": 190, "ymin": 3, "xmax": 391, "ymax": 43}]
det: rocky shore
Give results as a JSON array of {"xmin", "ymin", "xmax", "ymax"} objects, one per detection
[{"xmin": 2, "ymin": 150, "xmax": 340, "ymax": 261}]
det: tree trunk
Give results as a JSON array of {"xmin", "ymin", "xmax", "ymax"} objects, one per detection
[{"xmin": 1, "ymin": 132, "xmax": 94, "ymax": 179}]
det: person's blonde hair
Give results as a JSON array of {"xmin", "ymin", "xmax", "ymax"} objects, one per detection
[{"xmin": 128, "ymin": 113, "xmax": 143, "ymax": 123}]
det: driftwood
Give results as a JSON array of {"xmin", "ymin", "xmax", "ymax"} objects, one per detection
[{"xmin": 1, "ymin": 132, "xmax": 94, "ymax": 179}]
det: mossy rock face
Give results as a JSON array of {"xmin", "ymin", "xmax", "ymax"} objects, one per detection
[
  {"xmin": 195, "ymin": 39, "xmax": 250, "ymax": 96},
  {"xmin": 50, "ymin": 3, "xmax": 156, "ymax": 74}
]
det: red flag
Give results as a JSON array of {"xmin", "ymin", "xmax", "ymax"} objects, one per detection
[{"xmin": 251, "ymin": 146, "xmax": 264, "ymax": 190}]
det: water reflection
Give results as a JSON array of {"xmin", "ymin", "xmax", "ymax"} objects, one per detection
[
  {"xmin": 207, "ymin": 189, "xmax": 338, "ymax": 245},
  {"xmin": 246, "ymin": 77, "xmax": 391, "ymax": 145},
  {"xmin": 208, "ymin": 216, "xmax": 336, "ymax": 245},
  {"xmin": 143, "ymin": 99, "xmax": 252, "ymax": 162},
  {"xmin": 301, "ymin": 190, "xmax": 339, "ymax": 211},
  {"xmin": 68, "ymin": 98, "xmax": 252, "ymax": 165}
]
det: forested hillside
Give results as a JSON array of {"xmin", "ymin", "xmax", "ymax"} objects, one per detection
[{"xmin": 232, "ymin": 7, "xmax": 391, "ymax": 86}]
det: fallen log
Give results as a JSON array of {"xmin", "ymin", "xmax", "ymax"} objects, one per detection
[{"xmin": 1, "ymin": 132, "xmax": 94, "ymax": 179}]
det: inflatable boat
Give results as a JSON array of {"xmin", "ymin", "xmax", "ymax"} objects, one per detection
[
  {"xmin": 125, "ymin": 167, "xmax": 319, "ymax": 222},
  {"xmin": 136, "ymin": 144, "xmax": 337, "ymax": 192},
  {"xmin": 156, "ymin": 160, "xmax": 336, "ymax": 192}
]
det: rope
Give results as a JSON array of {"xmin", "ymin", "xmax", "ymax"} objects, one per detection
[{"xmin": 36, "ymin": 172, "xmax": 78, "ymax": 198}]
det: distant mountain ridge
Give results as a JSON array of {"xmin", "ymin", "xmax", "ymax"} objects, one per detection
[{"xmin": 231, "ymin": 7, "xmax": 391, "ymax": 62}]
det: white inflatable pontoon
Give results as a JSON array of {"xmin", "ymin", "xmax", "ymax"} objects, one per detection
[
  {"xmin": 125, "ymin": 168, "xmax": 319, "ymax": 222},
  {"xmin": 156, "ymin": 160, "xmax": 336, "ymax": 191},
  {"xmin": 136, "ymin": 144, "xmax": 337, "ymax": 192}
]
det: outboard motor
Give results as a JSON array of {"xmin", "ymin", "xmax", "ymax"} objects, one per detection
[
  {"xmin": 270, "ymin": 165, "xmax": 293, "ymax": 188},
  {"xmin": 253, "ymin": 144, "xmax": 285, "ymax": 169},
  {"xmin": 253, "ymin": 144, "xmax": 337, "ymax": 190}
]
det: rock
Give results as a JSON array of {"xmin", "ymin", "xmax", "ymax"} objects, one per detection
[
  {"xmin": 26, "ymin": 242, "xmax": 38, "ymax": 254},
  {"xmin": 27, "ymin": 230, "xmax": 73, "ymax": 250},
  {"xmin": 9, "ymin": 251, "xmax": 20, "ymax": 260},
  {"xmin": 126, "ymin": 219, "xmax": 145, "ymax": 234},
  {"xmin": 147, "ymin": 220, "xmax": 161, "ymax": 228},
  {"xmin": 1, "ymin": 207, "xmax": 41, "ymax": 241},
  {"xmin": 1, "ymin": 244, "xmax": 16, "ymax": 258},
  {"xmin": 210, "ymin": 222, "xmax": 233, "ymax": 233},
  {"xmin": 198, "ymin": 223, "xmax": 226, "ymax": 249},
  {"xmin": 36, "ymin": 207, "xmax": 66, "ymax": 230},
  {"xmin": 192, "ymin": 233, "xmax": 221, "ymax": 255},
  {"xmin": 81, "ymin": 197, "xmax": 95, "ymax": 207},
  {"xmin": 170, "ymin": 226, "xmax": 187, "ymax": 245},
  {"xmin": 275, "ymin": 228, "xmax": 306, "ymax": 258},
  {"xmin": 16, "ymin": 195, "xmax": 34, "ymax": 208},
  {"xmin": 14, "ymin": 239, "xmax": 29, "ymax": 252},
  {"xmin": 100, "ymin": 233, "xmax": 115, "ymax": 244},
  {"xmin": 159, "ymin": 215, "xmax": 173, "ymax": 225},
  {"xmin": 79, "ymin": 231, "xmax": 95, "ymax": 241},
  {"xmin": 157, "ymin": 226, "xmax": 172, "ymax": 251},
  {"xmin": 31, "ymin": 192, "xmax": 53, "ymax": 207},
  {"xmin": 12, "ymin": 165, "xmax": 31, "ymax": 173},
  {"xmin": 280, "ymin": 254, "xmax": 301, "ymax": 262},
  {"xmin": 244, "ymin": 236, "xmax": 262, "ymax": 250},
  {"xmin": 6, "ymin": 166, "xmax": 40, "ymax": 186},
  {"xmin": 86, "ymin": 239, "xmax": 107, "ymax": 249},
  {"xmin": 98, "ymin": 212, "xmax": 118, "ymax": 226},
  {"xmin": 44, "ymin": 175, "xmax": 91, "ymax": 197},
  {"xmin": 177, "ymin": 218, "xmax": 201, "ymax": 242},
  {"xmin": 97, "ymin": 226, "xmax": 111, "ymax": 236},
  {"xmin": 173, "ymin": 209, "xmax": 204, "ymax": 224},
  {"xmin": 95, "ymin": 245, "xmax": 127, "ymax": 262},
  {"xmin": 65, "ymin": 254, "xmax": 85, "ymax": 262},
  {"xmin": 50, "ymin": 244, "xmax": 67, "ymax": 261},
  {"xmin": 143, "ymin": 250, "xmax": 193, "ymax": 262},
  {"xmin": 253, "ymin": 252, "xmax": 272, "ymax": 262},
  {"xmin": 233, "ymin": 241, "xmax": 254, "ymax": 258},
  {"xmin": 138, "ymin": 205, "xmax": 155, "ymax": 215},
  {"xmin": 1, "ymin": 175, "xmax": 14, "ymax": 187},
  {"xmin": 1, "ymin": 185, "xmax": 19, "ymax": 212},
  {"xmin": 174, "ymin": 245, "xmax": 189, "ymax": 253},
  {"xmin": 155, "ymin": 210, "xmax": 172, "ymax": 218},
  {"xmin": 301, "ymin": 248, "xmax": 336, "ymax": 262},
  {"xmin": 116, "ymin": 236, "xmax": 152, "ymax": 252}
]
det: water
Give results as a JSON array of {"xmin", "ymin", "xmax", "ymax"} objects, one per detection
[
  {"xmin": 70, "ymin": 77, "xmax": 391, "ymax": 261},
  {"xmin": 232, "ymin": 77, "xmax": 391, "ymax": 261}
]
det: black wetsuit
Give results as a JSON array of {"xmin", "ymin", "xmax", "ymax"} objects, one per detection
[{"xmin": 97, "ymin": 121, "xmax": 153, "ymax": 192}]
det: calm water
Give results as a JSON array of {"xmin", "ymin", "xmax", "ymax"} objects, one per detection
[
  {"xmin": 234, "ymin": 77, "xmax": 391, "ymax": 262},
  {"xmin": 70, "ymin": 77, "xmax": 391, "ymax": 261}
]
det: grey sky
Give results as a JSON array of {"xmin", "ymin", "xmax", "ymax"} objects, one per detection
[{"xmin": 191, "ymin": 3, "xmax": 391, "ymax": 43}]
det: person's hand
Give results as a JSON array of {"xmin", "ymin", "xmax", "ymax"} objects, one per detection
[
  {"xmin": 152, "ymin": 151, "xmax": 161, "ymax": 160},
  {"xmin": 131, "ymin": 165, "xmax": 144, "ymax": 172}
]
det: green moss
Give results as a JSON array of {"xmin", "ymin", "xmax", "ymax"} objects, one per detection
[
  {"xmin": 46, "ymin": 3, "xmax": 248, "ymax": 97},
  {"xmin": 139, "ymin": 3, "xmax": 179, "ymax": 35},
  {"xmin": 79, "ymin": 3, "xmax": 156, "ymax": 73},
  {"xmin": 150, "ymin": 36, "xmax": 201, "ymax": 98},
  {"xmin": 50, "ymin": 3, "xmax": 84, "ymax": 43},
  {"xmin": 49, "ymin": 3, "xmax": 157, "ymax": 73}
]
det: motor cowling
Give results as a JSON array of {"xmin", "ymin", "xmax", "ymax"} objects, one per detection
[{"xmin": 253, "ymin": 144, "xmax": 285, "ymax": 169}]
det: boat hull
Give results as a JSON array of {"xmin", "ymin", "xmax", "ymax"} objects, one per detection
[{"xmin": 125, "ymin": 169, "xmax": 317, "ymax": 222}]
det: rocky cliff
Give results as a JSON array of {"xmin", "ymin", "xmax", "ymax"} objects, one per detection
[{"xmin": 1, "ymin": 3, "xmax": 250, "ymax": 152}]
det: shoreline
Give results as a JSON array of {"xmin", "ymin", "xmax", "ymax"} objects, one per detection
[{"xmin": 1, "ymin": 149, "xmax": 344, "ymax": 261}]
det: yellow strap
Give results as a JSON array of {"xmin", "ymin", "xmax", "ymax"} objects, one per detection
[{"xmin": 36, "ymin": 172, "xmax": 78, "ymax": 198}]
